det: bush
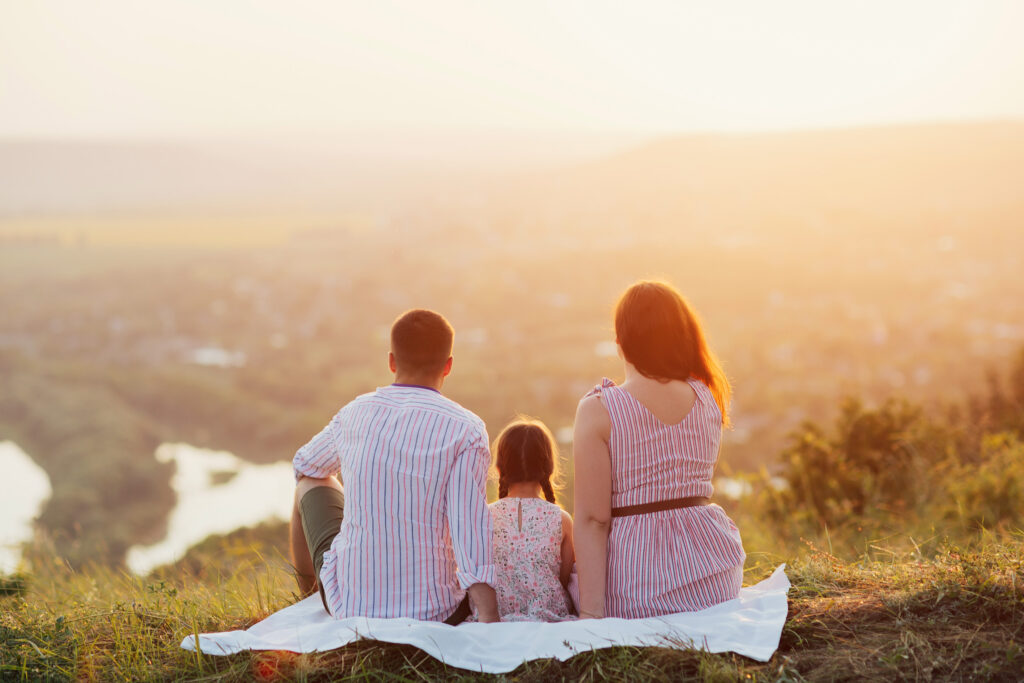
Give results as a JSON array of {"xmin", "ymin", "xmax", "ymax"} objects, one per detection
[
  {"xmin": 773, "ymin": 398, "xmax": 944, "ymax": 528},
  {"xmin": 945, "ymin": 432, "xmax": 1024, "ymax": 532},
  {"xmin": 759, "ymin": 356, "xmax": 1024, "ymax": 554}
]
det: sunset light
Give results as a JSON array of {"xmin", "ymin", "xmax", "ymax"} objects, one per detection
[
  {"xmin": 3, "ymin": 1, "xmax": 1024, "ymax": 137},
  {"xmin": 2, "ymin": 2, "xmax": 1023, "ymax": 680}
]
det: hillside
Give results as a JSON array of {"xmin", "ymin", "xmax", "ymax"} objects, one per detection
[
  {"xmin": 0, "ymin": 131, "xmax": 641, "ymax": 218},
  {"xmin": 3, "ymin": 121, "xmax": 1023, "ymax": 239},
  {"xmin": 513, "ymin": 121, "xmax": 1024, "ymax": 223},
  {"xmin": 2, "ymin": 531, "xmax": 1021, "ymax": 681},
  {"xmin": 3, "ymin": 358, "xmax": 1024, "ymax": 680}
]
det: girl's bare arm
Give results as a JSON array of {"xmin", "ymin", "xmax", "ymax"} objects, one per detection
[{"xmin": 559, "ymin": 509, "xmax": 575, "ymax": 587}]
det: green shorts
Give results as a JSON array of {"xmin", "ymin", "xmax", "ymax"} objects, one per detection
[{"xmin": 298, "ymin": 485, "xmax": 345, "ymax": 613}]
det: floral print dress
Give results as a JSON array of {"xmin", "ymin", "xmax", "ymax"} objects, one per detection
[{"xmin": 489, "ymin": 497, "xmax": 574, "ymax": 622}]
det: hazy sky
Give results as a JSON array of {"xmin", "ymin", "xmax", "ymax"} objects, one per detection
[{"xmin": 3, "ymin": 0, "xmax": 1024, "ymax": 138}]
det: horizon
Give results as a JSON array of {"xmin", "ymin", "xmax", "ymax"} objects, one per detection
[
  {"xmin": 3, "ymin": 117, "xmax": 1023, "ymax": 237},
  {"xmin": 3, "ymin": 115, "xmax": 1024, "ymax": 143}
]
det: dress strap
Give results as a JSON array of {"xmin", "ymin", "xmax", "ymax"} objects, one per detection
[
  {"xmin": 685, "ymin": 377, "xmax": 706, "ymax": 399},
  {"xmin": 586, "ymin": 378, "xmax": 628, "ymax": 433},
  {"xmin": 583, "ymin": 377, "xmax": 616, "ymax": 399},
  {"xmin": 687, "ymin": 377, "xmax": 721, "ymax": 420}
]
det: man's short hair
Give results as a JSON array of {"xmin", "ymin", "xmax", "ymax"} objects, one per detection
[{"xmin": 390, "ymin": 309, "xmax": 454, "ymax": 375}]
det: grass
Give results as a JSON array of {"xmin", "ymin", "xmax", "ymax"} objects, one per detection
[{"xmin": 2, "ymin": 533, "xmax": 1022, "ymax": 682}]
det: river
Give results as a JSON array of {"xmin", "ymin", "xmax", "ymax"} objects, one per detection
[
  {"xmin": 126, "ymin": 443, "xmax": 294, "ymax": 575},
  {"xmin": 0, "ymin": 441, "xmax": 53, "ymax": 574}
]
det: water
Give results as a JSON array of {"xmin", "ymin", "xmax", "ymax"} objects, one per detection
[
  {"xmin": 716, "ymin": 477, "xmax": 753, "ymax": 500},
  {"xmin": 715, "ymin": 476, "xmax": 788, "ymax": 500},
  {"xmin": 0, "ymin": 441, "xmax": 52, "ymax": 574},
  {"xmin": 187, "ymin": 347, "xmax": 247, "ymax": 367},
  {"xmin": 126, "ymin": 443, "xmax": 294, "ymax": 574}
]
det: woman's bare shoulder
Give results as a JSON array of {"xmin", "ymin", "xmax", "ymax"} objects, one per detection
[
  {"xmin": 576, "ymin": 392, "xmax": 610, "ymax": 422},
  {"xmin": 575, "ymin": 392, "xmax": 611, "ymax": 442}
]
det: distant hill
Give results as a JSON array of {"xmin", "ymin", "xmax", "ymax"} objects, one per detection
[
  {"xmin": 2, "ymin": 122, "xmax": 1022, "ymax": 245},
  {"xmin": 0, "ymin": 131, "xmax": 642, "ymax": 218},
  {"xmin": 502, "ymin": 121, "xmax": 1024, "ymax": 241},
  {"xmin": 0, "ymin": 139, "xmax": 465, "ymax": 216}
]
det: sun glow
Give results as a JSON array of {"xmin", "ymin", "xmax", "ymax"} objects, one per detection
[{"xmin": 2, "ymin": 0, "xmax": 1023, "ymax": 138}]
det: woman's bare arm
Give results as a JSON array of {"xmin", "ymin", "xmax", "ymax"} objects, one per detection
[{"xmin": 572, "ymin": 393, "xmax": 612, "ymax": 619}]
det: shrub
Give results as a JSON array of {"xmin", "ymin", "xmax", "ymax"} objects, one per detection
[
  {"xmin": 773, "ymin": 399, "xmax": 943, "ymax": 528},
  {"xmin": 944, "ymin": 432, "xmax": 1024, "ymax": 532}
]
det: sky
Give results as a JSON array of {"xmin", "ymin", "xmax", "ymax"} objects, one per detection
[{"xmin": 2, "ymin": 0, "xmax": 1024, "ymax": 139}]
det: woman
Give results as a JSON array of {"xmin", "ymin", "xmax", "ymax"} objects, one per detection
[{"xmin": 573, "ymin": 280, "xmax": 745, "ymax": 619}]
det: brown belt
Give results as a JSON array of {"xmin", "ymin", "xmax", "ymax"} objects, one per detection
[{"xmin": 611, "ymin": 496, "xmax": 711, "ymax": 518}]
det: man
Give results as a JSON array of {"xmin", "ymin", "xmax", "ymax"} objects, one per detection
[{"xmin": 290, "ymin": 309, "xmax": 499, "ymax": 623}]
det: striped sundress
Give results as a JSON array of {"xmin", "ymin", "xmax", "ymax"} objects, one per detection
[{"xmin": 588, "ymin": 377, "xmax": 746, "ymax": 618}]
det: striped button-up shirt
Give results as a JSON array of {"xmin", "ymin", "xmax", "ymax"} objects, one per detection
[{"xmin": 293, "ymin": 383, "xmax": 495, "ymax": 620}]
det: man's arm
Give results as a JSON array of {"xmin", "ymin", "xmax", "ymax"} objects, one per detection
[
  {"xmin": 293, "ymin": 421, "xmax": 342, "ymax": 481},
  {"xmin": 446, "ymin": 426, "xmax": 499, "ymax": 622},
  {"xmin": 290, "ymin": 419, "xmax": 343, "ymax": 596}
]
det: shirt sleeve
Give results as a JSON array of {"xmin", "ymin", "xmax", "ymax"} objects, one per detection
[
  {"xmin": 292, "ymin": 420, "xmax": 341, "ymax": 481},
  {"xmin": 446, "ymin": 424, "xmax": 496, "ymax": 589}
]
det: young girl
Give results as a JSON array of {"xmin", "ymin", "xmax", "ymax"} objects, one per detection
[{"xmin": 488, "ymin": 417, "xmax": 576, "ymax": 621}]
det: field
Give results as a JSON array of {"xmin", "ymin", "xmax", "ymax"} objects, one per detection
[{"xmin": 4, "ymin": 355, "xmax": 1024, "ymax": 680}]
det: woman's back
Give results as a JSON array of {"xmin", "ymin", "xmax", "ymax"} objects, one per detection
[
  {"xmin": 617, "ymin": 376, "xmax": 697, "ymax": 425},
  {"xmin": 601, "ymin": 377, "xmax": 720, "ymax": 506},
  {"xmin": 590, "ymin": 376, "xmax": 745, "ymax": 618}
]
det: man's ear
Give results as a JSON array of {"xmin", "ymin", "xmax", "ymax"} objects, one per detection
[
  {"xmin": 441, "ymin": 356, "xmax": 453, "ymax": 377},
  {"xmin": 388, "ymin": 352, "xmax": 397, "ymax": 373}
]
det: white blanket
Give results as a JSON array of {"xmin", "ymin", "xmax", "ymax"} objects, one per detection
[{"xmin": 181, "ymin": 564, "xmax": 789, "ymax": 673}]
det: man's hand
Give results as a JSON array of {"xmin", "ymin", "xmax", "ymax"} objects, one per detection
[{"xmin": 467, "ymin": 582, "xmax": 500, "ymax": 623}]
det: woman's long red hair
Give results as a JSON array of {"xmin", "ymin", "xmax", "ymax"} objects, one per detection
[{"xmin": 614, "ymin": 280, "xmax": 731, "ymax": 426}]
